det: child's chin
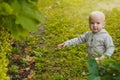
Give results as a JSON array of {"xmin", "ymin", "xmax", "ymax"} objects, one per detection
[{"xmin": 92, "ymin": 30, "xmax": 98, "ymax": 33}]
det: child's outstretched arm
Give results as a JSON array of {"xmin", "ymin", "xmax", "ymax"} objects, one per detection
[{"xmin": 57, "ymin": 32, "xmax": 88, "ymax": 48}]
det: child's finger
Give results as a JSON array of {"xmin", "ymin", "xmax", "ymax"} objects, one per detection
[{"xmin": 57, "ymin": 43, "xmax": 65, "ymax": 48}]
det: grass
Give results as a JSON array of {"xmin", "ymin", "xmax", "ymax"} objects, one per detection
[{"xmin": 18, "ymin": 0, "xmax": 120, "ymax": 80}]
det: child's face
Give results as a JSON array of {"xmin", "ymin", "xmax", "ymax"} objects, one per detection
[{"xmin": 89, "ymin": 15, "xmax": 105, "ymax": 33}]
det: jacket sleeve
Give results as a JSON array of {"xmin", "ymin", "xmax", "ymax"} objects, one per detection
[
  {"xmin": 64, "ymin": 32, "xmax": 88, "ymax": 46},
  {"xmin": 104, "ymin": 35, "xmax": 115, "ymax": 56}
]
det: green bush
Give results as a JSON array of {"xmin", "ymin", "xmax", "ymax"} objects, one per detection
[
  {"xmin": 34, "ymin": 0, "xmax": 120, "ymax": 80},
  {"xmin": 0, "ymin": 0, "xmax": 45, "ymax": 80},
  {"xmin": 0, "ymin": 0, "xmax": 45, "ymax": 40},
  {"xmin": 88, "ymin": 58, "xmax": 120, "ymax": 80},
  {"xmin": 0, "ymin": 28, "xmax": 11, "ymax": 80}
]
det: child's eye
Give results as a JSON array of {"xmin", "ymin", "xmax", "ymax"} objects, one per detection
[
  {"xmin": 97, "ymin": 22, "xmax": 100, "ymax": 24},
  {"xmin": 91, "ymin": 22, "xmax": 94, "ymax": 24}
]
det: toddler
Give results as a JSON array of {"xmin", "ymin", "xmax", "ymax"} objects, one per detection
[{"xmin": 58, "ymin": 11, "xmax": 115, "ymax": 60}]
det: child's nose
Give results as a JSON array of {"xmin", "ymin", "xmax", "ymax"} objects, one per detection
[{"xmin": 93, "ymin": 23, "xmax": 97, "ymax": 26}]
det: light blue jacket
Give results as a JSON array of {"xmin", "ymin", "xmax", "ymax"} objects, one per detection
[{"xmin": 65, "ymin": 29, "xmax": 115, "ymax": 57}]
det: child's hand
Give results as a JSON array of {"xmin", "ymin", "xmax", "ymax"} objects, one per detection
[
  {"xmin": 57, "ymin": 43, "xmax": 66, "ymax": 49},
  {"xmin": 95, "ymin": 55, "xmax": 104, "ymax": 63}
]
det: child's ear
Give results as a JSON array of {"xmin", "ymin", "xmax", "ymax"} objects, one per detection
[
  {"xmin": 104, "ymin": 21, "xmax": 106, "ymax": 24},
  {"xmin": 103, "ymin": 21, "xmax": 106, "ymax": 27}
]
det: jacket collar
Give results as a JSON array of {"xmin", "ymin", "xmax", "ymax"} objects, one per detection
[{"xmin": 92, "ymin": 29, "xmax": 108, "ymax": 34}]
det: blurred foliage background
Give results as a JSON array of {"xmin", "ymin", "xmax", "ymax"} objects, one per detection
[
  {"xmin": 33, "ymin": 0, "xmax": 120, "ymax": 80},
  {"xmin": 1, "ymin": 0, "xmax": 120, "ymax": 80}
]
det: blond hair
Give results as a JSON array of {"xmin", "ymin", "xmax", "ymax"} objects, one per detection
[{"xmin": 89, "ymin": 11, "xmax": 105, "ymax": 21}]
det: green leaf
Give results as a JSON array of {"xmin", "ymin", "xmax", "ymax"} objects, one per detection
[
  {"xmin": 16, "ymin": 15, "xmax": 38, "ymax": 31},
  {"xmin": 94, "ymin": 76, "xmax": 101, "ymax": 80},
  {"xmin": 0, "ymin": 2, "xmax": 13, "ymax": 15},
  {"xmin": 6, "ymin": 0, "xmax": 45, "ymax": 40},
  {"xmin": 88, "ymin": 59, "xmax": 99, "ymax": 80},
  {"xmin": 109, "ymin": 62, "xmax": 120, "ymax": 71},
  {"xmin": 88, "ymin": 59, "xmax": 99, "ymax": 75}
]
